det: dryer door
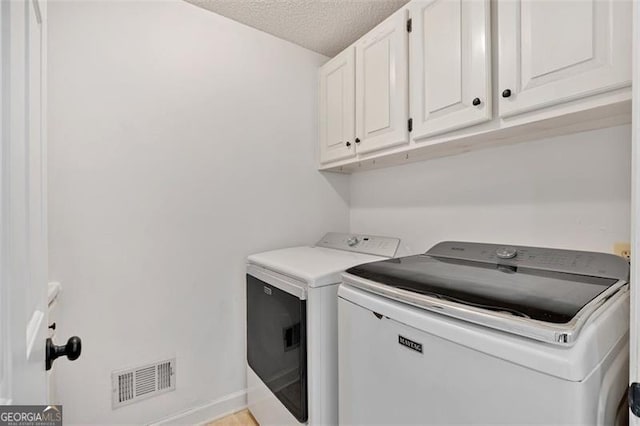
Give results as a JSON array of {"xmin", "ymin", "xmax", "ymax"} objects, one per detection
[{"xmin": 246, "ymin": 274, "xmax": 307, "ymax": 422}]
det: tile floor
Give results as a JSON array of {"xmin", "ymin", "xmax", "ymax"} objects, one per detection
[{"xmin": 207, "ymin": 409, "xmax": 258, "ymax": 426}]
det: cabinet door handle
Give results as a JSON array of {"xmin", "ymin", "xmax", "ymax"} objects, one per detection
[
  {"xmin": 502, "ymin": 89, "xmax": 512, "ymax": 98},
  {"xmin": 355, "ymin": 138, "xmax": 361, "ymax": 144},
  {"xmin": 345, "ymin": 141, "xmax": 351, "ymax": 147},
  {"xmin": 472, "ymin": 97, "xmax": 481, "ymax": 106}
]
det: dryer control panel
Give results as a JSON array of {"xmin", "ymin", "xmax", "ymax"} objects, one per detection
[{"xmin": 316, "ymin": 233, "xmax": 400, "ymax": 258}]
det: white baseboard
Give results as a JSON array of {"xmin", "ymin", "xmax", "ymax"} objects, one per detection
[{"xmin": 149, "ymin": 389, "xmax": 247, "ymax": 426}]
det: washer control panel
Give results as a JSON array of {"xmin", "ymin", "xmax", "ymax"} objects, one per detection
[
  {"xmin": 316, "ymin": 233, "xmax": 400, "ymax": 258},
  {"xmin": 427, "ymin": 241, "xmax": 629, "ymax": 281}
]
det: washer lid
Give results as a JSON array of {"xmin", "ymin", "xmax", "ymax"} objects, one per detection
[
  {"xmin": 344, "ymin": 241, "xmax": 629, "ymax": 344},
  {"xmin": 247, "ymin": 246, "xmax": 386, "ymax": 288}
]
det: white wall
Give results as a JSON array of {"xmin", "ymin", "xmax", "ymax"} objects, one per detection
[
  {"xmin": 47, "ymin": 1, "xmax": 348, "ymax": 424},
  {"xmin": 350, "ymin": 125, "xmax": 632, "ymax": 256},
  {"xmin": 47, "ymin": 0, "xmax": 633, "ymax": 423}
]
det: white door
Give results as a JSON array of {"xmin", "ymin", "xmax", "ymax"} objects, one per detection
[
  {"xmin": 498, "ymin": 0, "xmax": 632, "ymax": 118},
  {"xmin": 629, "ymin": 1, "xmax": 640, "ymax": 424},
  {"xmin": 0, "ymin": 0, "xmax": 49, "ymax": 404},
  {"xmin": 409, "ymin": 0, "xmax": 491, "ymax": 141},
  {"xmin": 319, "ymin": 47, "xmax": 356, "ymax": 164},
  {"xmin": 355, "ymin": 9, "xmax": 409, "ymax": 155}
]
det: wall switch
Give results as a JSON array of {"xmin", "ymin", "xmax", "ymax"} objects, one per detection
[{"xmin": 613, "ymin": 242, "xmax": 631, "ymax": 261}]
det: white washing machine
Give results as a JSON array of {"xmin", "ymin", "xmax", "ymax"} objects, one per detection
[
  {"xmin": 338, "ymin": 241, "xmax": 630, "ymax": 425},
  {"xmin": 246, "ymin": 232, "xmax": 400, "ymax": 425}
]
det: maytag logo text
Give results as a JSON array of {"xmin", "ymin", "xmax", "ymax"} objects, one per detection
[{"xmin": 398, "ymin": 335, "xmax": 423, "ymax": 353}]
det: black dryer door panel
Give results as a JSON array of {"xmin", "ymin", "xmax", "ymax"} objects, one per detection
[{"xmin": 246, "ymin": 274, "xmax": 307, "ymax": 422}]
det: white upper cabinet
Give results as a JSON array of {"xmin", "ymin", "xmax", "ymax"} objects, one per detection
[
  {"xmin": 319, "ymin": 47, "xmax": 356, "ymax": 164},
  {"xmin": 355, "ymin": 9, "xmax": 409, "ymax": 154},
  {"xmin": 409, "ymin": 0, "xmax": 491, "ymax": 140},
  {"xmin": 317, "ymin": 0, "xmax": 632, "ymax": 172},
  {"xmin": 498, "ymin": 0, "xmax": 632, "ymax": 118}
]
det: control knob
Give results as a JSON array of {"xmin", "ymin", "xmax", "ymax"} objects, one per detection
[
  {"xmin": 496, "ymin": 246, "xmax": 517, "ymax": 259},
  {"xmin": 347, "ymin": 236, "xmax": 359, "ymax": 247}
]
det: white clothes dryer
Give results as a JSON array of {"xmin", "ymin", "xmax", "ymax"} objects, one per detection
[{"xmin": 246, "ymin": 233, "xmax": 400, "ymax": 425}]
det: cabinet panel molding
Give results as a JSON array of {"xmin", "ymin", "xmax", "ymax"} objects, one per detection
[
  {"xmin": 409, "ymin": 0, "xmax": 492, "ymax": 140},
  {"xmin": 319, "ymin": 47, "xmax": 356, "ymax": 164},
  {"xmin": 355, "ymin": 8, "xmax": 409, "ymax": 155},
  {"xmin": 498, "ymin": 0, "xmax": 631, "ymax": 117}
]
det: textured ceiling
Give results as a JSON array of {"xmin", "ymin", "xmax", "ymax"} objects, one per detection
[{"xmin": 185, "ymin": 0, "xmax": 410, "ymax": 57}]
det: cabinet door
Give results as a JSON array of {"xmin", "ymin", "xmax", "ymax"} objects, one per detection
[
  {"xmin": 498, "ymin": 0, "xmax": 632, "ymax": 118},
  {"xmin": 319, "ymin": 47, "xmax": 356, "ymax": 164},
  {"xmin": 355, "ymin": 9, "xmax": 409, "ymax": 155},
  {"xmin": 409, "ymin": 0, "xmax": 491, "ymax": 140}
]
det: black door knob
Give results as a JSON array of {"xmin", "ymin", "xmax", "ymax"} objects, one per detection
[
  {"xmin": 355, "ymin": 138, "xmax": 361, "ymax": 144},
  {"xmin": 46, "ymin": 336, "xmax": 82, "ymax": 371},
  {"xmin": 629, "ymin": 383, "xmax": 640, "ymax": 417},
  {"xmin": 345, "ymin": 141, "xmax": 351, "ymax": 147},
  {"xmin": 502, "ymin": 89, "xmax": 512, "ymax": 98},
  {"xmin": 472, "ymin": 97, "xmax": 481, "ymax": 106}
]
